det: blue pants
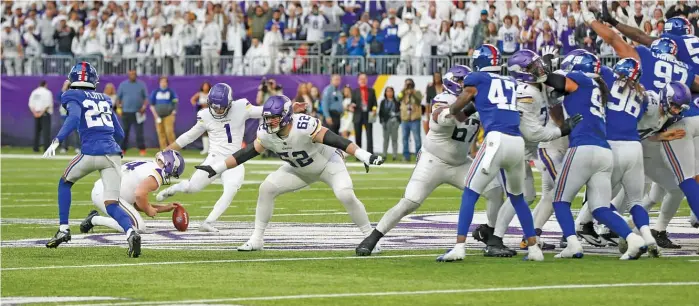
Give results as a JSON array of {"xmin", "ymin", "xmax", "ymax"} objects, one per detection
[{"xmin": 401, "ymin": 120, "xmax": 421, "ymax": 160}]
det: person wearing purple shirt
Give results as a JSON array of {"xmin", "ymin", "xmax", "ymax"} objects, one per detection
[
  {"xmin": 340, "ymin": 4, "xmax": 359, "ymax": 34},
  {"xmin": 559, "ymin": 16, "xmax": 578, "ymax": 55},
  {"xmin": 353, "ymin": 0, "xmax": 386, "ymax": 21}
]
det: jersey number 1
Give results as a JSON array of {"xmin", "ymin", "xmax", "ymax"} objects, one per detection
[{"xmin": 83, "ymin": 100, "xmax": 114, "ymax": 128}]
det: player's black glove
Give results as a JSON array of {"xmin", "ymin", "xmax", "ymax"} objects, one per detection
[
  {"xmin": 364, "ymin": 154, "xmax": 385, "ymax": 173},
  {"xmin": 601, "ymin": 2, "xmax": 619, "ymax": 26},
  {"xmin": 559, "ymin": 114, "xmax": 583, "ymax": 137},
  {"xmin": 195, "ymin": 165, "xmax": 217, "ymax": 178}
]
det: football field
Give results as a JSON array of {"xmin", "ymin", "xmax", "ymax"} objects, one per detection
[{"xmin": 2, "ymin": 148, "xmax": 698, "ymax": 305}]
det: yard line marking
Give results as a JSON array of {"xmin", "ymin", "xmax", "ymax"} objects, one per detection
[
  {"xmin": 89, "ymin": 282, "xmax": 699, "ymax": 305},
  {"xmin": 0, "ymin": 254, "xmax": 441, "ymax": 271}
]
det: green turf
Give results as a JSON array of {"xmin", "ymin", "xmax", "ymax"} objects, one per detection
[{"xmin": 1, "ymin": 147, "xmax": 697, "ymax": 305}]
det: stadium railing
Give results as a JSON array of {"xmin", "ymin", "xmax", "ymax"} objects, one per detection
[{"xmin": 6, "ymin": 54, "xmax": 620, "ymax": 76}]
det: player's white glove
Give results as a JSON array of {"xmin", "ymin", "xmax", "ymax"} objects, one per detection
[
  {"xmin": 541, "ymin": 46, "xmax": 558, "ymax": 57},
  {"xmin": 42, "ymin": 139, "xmax": 60, "ymax": 158},
  {"xmin": 355, "ymin": 148, "xmax": 384, "ymax": 172},
  {"xmin": 581, "ymin": 1, "xmax": 597, "ymax": 24}
]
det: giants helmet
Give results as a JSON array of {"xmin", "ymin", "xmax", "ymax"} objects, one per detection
[{"xmin": 68, "ymin": 61, "xmax": 99, "ymax": 89}]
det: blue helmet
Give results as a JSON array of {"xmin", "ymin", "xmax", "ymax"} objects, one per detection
[
  {"xmin": 559, "ymin": 49, "xmax": 587, "ymax": 71},
  {"xmin": 471, "ymin": 44, "xmax": 501, "ymax": 72},
  {"xmin": 664, "ymin": 17, "xmax": 693, "ymax": 36},
  {"xmin": 446, "ymin": 65, "xmax": 472, "ymax": 82},
  {"xmin": 660, "ymin": 81, "xmax": 692, "ymax": 114},
  {"xmin": 156, "ymin": 150, "xmax": 185, "ymax": 184},
  {"xmin": 208, "ymin": 83, "xmax": 233, "ymax": 119},
  {"xmin": 650, "ymin": 38, "xmax": 678, "ymax": 58},
  {"xmin": 507, "ymin": 49, "xmax": 548, "ymax": 83},
  {"xmin": 262, "ymin": 95, "xmax": 293, "ymax": 134},
  {"xmin": 442, "ymin": 73, "xmax": 463, "ymax": 96},
  {"xmin": 561, "ymin": 51, "xmax": 601, "ymax": 76},
  {"xmin": 612, "ymin": 58, "xmax": 642, "ymax": 87},
  {"xmin": 67, "ymin": 61, "xmax": 99, "ymax": 89}
]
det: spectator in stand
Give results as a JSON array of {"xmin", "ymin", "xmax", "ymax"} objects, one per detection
[
  {"xmin": 500, "ymin": 0, "xmax": 522, "ymax": 24},
  {"xmin": 71, "ymin": 26, "xmax": 86, "ymax": 57},
  {"xmin": 642, "ymin": 20, "xmax": 653, "ymax": 36},
  {"xmin": 397, "ymin": 0, "xmax": 417, "ymax": 20},
  {"xmin": 2, "ymin": 21, "xmax": 22, "ymax": 76},
  {"xmin": 66, "ymin": 11, "xmax": 82, "ymax": 32},
  {"xmin": 424, "ymin": 71, "xmax": 443, "ymax": 133},
  {"xmin": 256, "ymin": 78, "xmax": 283, "ymax": 106},
  {"xmin": 265, "ymin": 9, "xmax": 286, "ymax": 34},
  {"xmin": 398, "ymin": 13, "xmax": 418, "ymax": 72},
  {"xmin": 200, "ymin": 14, "xmax": 222, "ymax": 75},
  {"xmin": 321, "ymin": 0, "xmax": 345, "ymax": 39},
  {"xmin": 28, "ymin": 80, "xmax": 53, "ymax": 152},
  {"xmin": 367, "ymin": 20, "xmax": 385, "ymax": 55},
  {"xmin": 339, "ymin": 85, "xmax": 354, "ymax": 139},
  {"xmin": 264, "ymin": 23, "xmax": 283, "ymax": 61},
  {"xmin": 536, "ymin": 21, "xmax": 556, "ymax": 54},
  {"xmin": 23, "ymin": 21, "xmax": 42, "ymax": 75},
  {"xmin": 397, "ymin": 78, "xmax": 422, "ymax": 161},
  {"xmin": 350, "ymin": 73, "xmax": 377, "ymax": 153},
  {"xmin": 101, "ymin": 25, "xmax": 120, "ymax": 72},
  {"xmin": 497, "ymin": 15, "xmax": 519, "ymax": 56},
  {"xmin": 245, "ymin": 37, "xmax": 271, "ymax": 75},
  {"xmin": 628, "ymin": 2, "xmax": 650, "ymax": 30},
  {"xmin": 379, "ymin": 86, "xmax": 400, "ymax": 161},
  {"xmin": 341, "ymin": 3, "xmax": 360, "ymax": 35},
  {"xmin": 248, "ymin": 4, "xmax": 272, "ymax": 41},
  {"xmin": 226, "ymin": 17, "xmax": 245, "ymax": 75},
  {"xmin": 651, "ymin": 8, "xmax": 664, "ymax": 27},
  {"xmin": 54, "ymin": 17, "xmax": 75, "ymax": 56},
  {"xmin": 559, "ymin": 16, "xmax": 578, "ymax": 55},
  {"xmin": 148, "ymin": 28, "xmax": 172, "ymax": 74},
  {"xmin": 470, "ymin": 10, "xmax": 489, "ymax": 52},
  {"xmin": 294, "ymin": 83, "xmax": 314, "ymax": 113},
  {"xmin": 488, "ymin": 4, "xmax": 500, "ymax": 26},
  {"xmin": 484, "ymin": 23, "xmax": 499, "ymax": 46},
  {"xmin": 309, "ymin": 85, "xmax": 322, "ymax": 119},
  {"xmin": 666, "ymin": 0, "xmax": 691, "ymax": 19},
  {"xmin": 651, "ymin": 19, "xmax": 665, "ymax": 37},
  {"xmin": 179, "ymin": 12, "xmax": 199, "ymax": 56},
  {"xmin": 332, "ymin": 32, "xmax": 349, "ymax": 56},
  {"xmin": 574, "ymin": 20, "xmax": 596, "ymax": 53},
  {"xmin": 356, "ymin": 12, "xmax": 372, "ymax": 38},
  {"xmin": 450, "ymin": 20, "xmax": 469, "ymax": 56},
  {"xmin": 38, "ymin": 7, "xmax": 56, "ymax": 55},
  {"xmin": 117, "ymin": 69, "xmax": 148, "ymax": 156},
  {"xmin": 321, "ymin": 74, "xmax": 344, "ymax": 134},
  {"xmin": 543, "ymin": 6, "xmax": 558, "ymax": 33},
  {"xmin": 466, "ymin": 0, "xmax": 486, "ymax": 29},
  {"xmin": 346, "ymin": 26, "xmax": 365, "ymax": 56},
  {"xmin": 304, "ymin": 4, "xmax": 329, "ymax": 42},
  {"xmin": 285, "ymin": 6, "xmax": 302, "ymax": 40},
  {"xmin": 435, "ymin": 0, "xmax": 454, "ymax": 22},
  {"xmin": 436, "ymin": 21, "xmax": 452, "ymax": 56},
  {"xmin": 82, "ymin": 19, "xmax": 102, "ymax": 57},
  {"xmin": 149, "ymin": 77, "xmax": 178, "ymax": 150},
  {"xmin": 382, "ymin": 14, "xmax": 400, "ymax": 55},
  {"xmin": 362, "ymin": 0, "xmax": 388, "ymax": 20},
  {"xmin": 615, "ymin": 1, "xmax": 631, "ymax": 25}
]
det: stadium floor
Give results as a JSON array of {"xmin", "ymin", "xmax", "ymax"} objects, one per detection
[{"xmin": 1, "ymin": 147, "xmax": 698, "ymax": 305}]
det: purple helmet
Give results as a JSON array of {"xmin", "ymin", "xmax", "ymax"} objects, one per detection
[
  {"xmin": 208, "ymin": 83, "xmax": 233, "ymax": 119},
  {"xmin": 262, "ymin": 95, "xmax": 293, "ymax": 134},
  {"xmin": 507, "ymin": 49, "xmax": 547, "ymax": 83},
  {"xmin": 559, "ymin": 49, "xmax": 587, "ymax": 71},
  {"xmin": 660, "ymin": 81, "xmax": 692, "ymax": 114},
  {"xmin": 156, "ymin": 150, "xmax": 185, "ymax": 184},
  {"xmin": 442, "ymin": 73, "xmax": 463, "ymax": 95},
  {"xmin": 446, "ymin": 65, "xmax": 472, "ymax": 82}
]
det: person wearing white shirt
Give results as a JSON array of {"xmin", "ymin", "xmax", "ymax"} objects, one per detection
[
  {"xmin": 436, "ymin": 21, "xmax": 452, "ymax": 56},
  {"xmin": 497, "ymin": 15, "xmax": 520, "ymax": 55},
  {"xmin": 82, "ymin": 22, "xmax": 103, "ymax": 56},
  {"xmin": 381, "ymin": 8, "xmax": 402, "ymax": 29},
  {"xmin": 465, "ymin": 0, "xmax": 485, "ymax": 28},
  {"xmin": 263, "ymin": 23, "xmax": 284, "ymax": 73},
  {"xmin": 304, "ymin": 4, "xmax": 329, "ymax": 42},
  {"xmin": 498, "ymin": 0, "xmax": 521, "ymax": 24},
  {"xmin": 147, "ymin": 28, "xmax": 172, "ymax": 73},
  {"xmin": 101, "ymin": 25, "xmax": 120, "ymax": 66},
  {"xmin": 320, "ymin": 0, "xmax": 345, "ymax": 37},
  {"xmin": 543, "ymin": 6, "xmax": 558, "ymax": 34},
  {"xmin": 627, "ymin": 2, "xmax": 649, "ymax": 30},
  {"xmin": 2, "ymin": 22, "xmax": 23, "ymax": 76},
  {"xmin": 148, "ymin": 7, "xmax": 167, "ymax": 29},
  {"xmin": 398, "ymin": 13, "xmax": 419, "ymax": 74},
  {"xmin": 245, "ymin": 37, "xmax": 271, "ymax": 75},
  {"xmin": 22, "ymin": 21, "xmax": 43, "ymax": 75},
  {"xmin": 226, "ymin": 20, "xmax": 246, "ymax": 75},
  {"xmin": 28, "ymin": 80, "xmax": 54, "ymax": 152},
  {"xmin": 179, "ymin": 13, "xmax": 200, "ymax": 55},
  {"xmin": 450, "ymin": 20, "xmax": 470, "ymax": 55},
  {"xmin": 435, "ymin": 0, "xmax": 454, "ymax": 22},
  {"xmin": 71, "ymin": 26, "xmax": 86, "ymax": 56},
  {"xmin": 199, "ymin": 14, "xmax": 222, "ymax": 75}
]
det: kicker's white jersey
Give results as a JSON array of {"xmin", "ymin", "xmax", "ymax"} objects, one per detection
[
  {"xmin": 175, "ymin": 99, "xmax": 262, "ymax": 156},
  {"xmin": 423, "ymin": 93, "xmax": 481, "ymax": 165},
  {"xmin": 515, "ymin": 82, "xmax": 565, "ymax": 157},
  {"xmin": 637, "ymin": 91, "xmax": 670, "ymax": 140},
  {"xmin": 256, "ymin": 114, "xmax": 339, "ymax": 175},
  {"xmin": 118, "ymin": 161, "xmax": 165, "ymax": 204}
]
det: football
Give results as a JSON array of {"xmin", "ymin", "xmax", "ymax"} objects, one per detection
[{"xmin": 172, "ymin": 203, "xmax": 189, "ymax": 232}]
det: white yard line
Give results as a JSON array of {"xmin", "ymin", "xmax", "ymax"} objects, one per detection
[
  {"xmin": 0, "ymin": 254, "xmax": 440, "ymax": 271},
  {"xmin": 87, "ymin": 282, "xmax": 699, "ymax": 305}
]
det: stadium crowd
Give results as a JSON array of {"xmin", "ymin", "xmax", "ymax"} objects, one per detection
[{"xmin": 3, "ymin": 0, "xmax": 699, "ymax": 76}]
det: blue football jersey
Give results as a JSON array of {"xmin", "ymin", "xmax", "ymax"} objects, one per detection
[
  {"xmin": 636, "ymin": 45, "xmax": 696, "ymax": 93},
  {"xmin": 462, "ymin": 72, "xmax": 521, "ymax": 136},
  {"xmin": 61, "ymin": 89, "xmax": 122, "ymax": 155},
  {"xmin": 562, "ymin": 71, "xmax": 610, "ymax": 149},
  {"xmin": 660, "ymin": 33, "xmax": 699, "ymax": 71},
  {"xmin": 600, "ymin": 66, "xmax": 614, "ymax": 87},
  {"xmin": 602, "ymin": 72, "xmax": 646, "ymax": 142}
]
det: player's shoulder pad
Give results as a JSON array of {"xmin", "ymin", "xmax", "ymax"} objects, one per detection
[
  {"xmin": 233, "ymin": 98, "xmax": 252, "ymax": 108},
  {"xmin": 462, "ymin": 72, "xmax": 486, "ymax": 87},
  {"xmin": 196, "ymin": 108, "xmax": 210, "ymax": 123},
  {"xmin": 292, "ymin": 113, "xmax": 321, "ymax": 138},
  {"xmin": 152, "ymin": 167, "xmax": 165, "ymax": 187},
  {"xmin": 60, "ymin": 89, "xmax": 83, "ymax": 105},
  {"xmin": 433, "ymin": 92, "xmax": 457, "ymax": 104},
  {"xmin": 515, "ymin": 83, "xmax": 538, "ymax": 103}
]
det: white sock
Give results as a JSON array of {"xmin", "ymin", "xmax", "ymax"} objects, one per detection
[
  {"xmin": 654, "ymin": 190, "xmax": 684, "ymax": 232},
  {"xmin": 204, "ymin": 187, "xmax": 239, "ymax": 223},
  {"xmin": 125, "ymin": 228, "xmax": 133, "ymax": 238},
  {"xmin": 454, "ymin": 242, "xmax": 465, "ymax": 251},
  {"xmin": 493, "ymin": 199, "xmax": 516, "ymax": 238},
  {"xmin": 376, "ymin": 198, "xmax": 420, "ymax": 234},
  {"xmin": 533, "ymin": 192, "xmax": 554, "ymax": 229},
  {"xmin": 91, "ymin": 216, "xmax": 125, "ymax": 233},
  {"xmin": 59, "ymin": 224, "xmax": 70, "ymax": 232},
  {"xmin": 483, "ymin": 187, "xmax": 504, "ymax": 228},
  {"xmin": 566, "ymin": 235, "xmax": 581, "ymax": 249},
  {"xmin": 639, "ymin": 225, "xmax": 655, "ymax": 245}
]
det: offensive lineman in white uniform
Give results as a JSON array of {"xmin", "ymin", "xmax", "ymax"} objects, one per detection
[
  {"xmin": 476, "ymin": 49, "xmax": 581, "ymax": 256},
  {"xmin": 355, "ymin": 67, "xmax": 506, "ymax": 256},
  {"xmin": 195, "ymin": 95, "xmax": 385, "ymax": 251},
  {"xmin": 80, "ymin": 150, "xmax": 186, "ymax": 233},
  {"xmin": 156, "ymin": 83, "xmax": 304, "ymax": 232}
]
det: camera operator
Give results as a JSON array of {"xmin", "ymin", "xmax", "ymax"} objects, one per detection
[
  {"xmin": 397, "ymin": 78, "xmax": 423, "ymax": 161},
  {"xmin": 256, "ymin": 77, "xmax": 284, "ymax": 105}
]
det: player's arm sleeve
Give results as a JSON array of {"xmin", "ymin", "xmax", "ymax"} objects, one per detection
[
  {"xmin": 518, "ymin": 101, "xmax": 562, "ymax": 142},
  {"xmin": 319, "ymin": 127, "xmax": 353, "ymax": 151},
  {"xmin": 55, "ymin": 102, "xmax": 81, "ymax": 142},
  {"xmin": 174, "ymin": 116, "xmax": 207, "ymax": 148},
  {"xmin": 111, "ymin": 111, "xmax": 125, "ymax": 144},
  {"xmin": 231, "ymin": 144, "xmax": 262, "ymax": 165}
]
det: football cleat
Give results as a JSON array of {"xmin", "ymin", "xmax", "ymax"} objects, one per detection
[
  {"xmin": 356, "ymin": 230, "xmax": 383, "ymax": 256},
  {"xmin": 80, "ymin": 210, "xmax": 99, "ymax": 233},
  {"xmin": 198, "ymin": 222, "xmax": 219, "ymax": 233},
  {"xmin": 127, "ymin": 230, "xmax": 141, "ymax": 258},
  {"xmin": 559, "ymin": 236, "xmax": 567, "ymax": 248},
  {"xmin": 647, "ymin": 244, "xmax": 660, "ymax": 258},
  {"xmin": 524, "ymin": 244, "xmax": 544, "ymax": 261},
  {"xmin": 651, "ymin": 229, "xmax": 681, "ymax": 249},
  {"xmin": 554, "ymin": 238, "xmax": 584, "ymax": 259},
  {"xmin": 472, "ymin": 224, "xmax": 493, "ymax": 245},
  {"xmin": 620, "ymin": 233, "xmax": 645, "ymax": 260},
  {"xmin": 690, "ymin": 213, "xmax": 698, "ymax": 228},
  {"xmin": 576, "ymin": 222, "xmax": 605, "ymax": 247},
  {"xmin": 600, "ymin": 231, "xmax": 620, "ymax": 247},
  {"xmin": 156, "ymin": 188, "xmax": 175, "ymax": 202},
  {"xmin": 238, "ymin": 238, "xmax": 264, "ymax": 251},
  {"xmin": 485, "ymin": 236, "xmax": 517, "ymax": 257},
  {"xmin": 436, "ymin": 247, "xmax": 465, "ymax": 262},
  {"xmin": 45, "ymin": 229, "xmax": 71, "ymax": 248}
]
